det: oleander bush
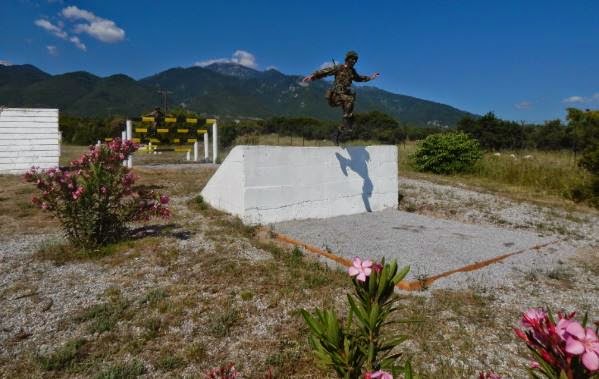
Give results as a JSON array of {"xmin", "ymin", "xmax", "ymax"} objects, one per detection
[{"xmin": 24, "ymin": 139, "xmax": 170, "ymax": 248}]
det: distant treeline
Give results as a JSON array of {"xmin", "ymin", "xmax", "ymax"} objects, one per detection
[
  {"xmin": 218, "ymin": 111, "xmax": 445, "ymax": 147},
  {"xmin": 60, "ymin": 115, "xmax": 125, "ymax": 145},
  {"xmin": 457, "ymin": 112, "xmax": 578, "ymax": 151},
  {"xmin": 59, "ymin": 108, "xmax": 592, "ymax": 154}
]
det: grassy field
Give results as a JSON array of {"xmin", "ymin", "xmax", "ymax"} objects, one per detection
[{"xmin": 398, "ymin": 142, "xmax": 593, "ymax": 210}]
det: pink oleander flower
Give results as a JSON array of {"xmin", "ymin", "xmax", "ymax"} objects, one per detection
[
  {"xmin": 564, "ymin": 323, "xmax": 599, "ymax": 371},
  {"xmin": 478, "ymin": 372, "xmax": 502, "ymax": 379},
  {"xmin": 72, "ymin": 186, "xmax": 85, "ymax": 200},
  {"xmin": 529, "ymin": 360, "xmax": 540, "ymax": 369},
  {"xmin": 160, "ymin": 194, "xmax": 169, "ymax": 204},
  {"xmin": 521, "ymin": 308, "xmax": 547, "ymax": 328},
  {"xmin": 348, "ymin": 257, "xmax": 372, "ymax": 282},
  {"xmin": 364, "ymin": 371, "xmax": 393, "ymax": 379},
  {"xmin": 372, "ymin": 262, "xmax": 383, "ymax": 273},
  {"xmin": 556, "ymin": 317, "xmax": 577, "ymax": 340}
]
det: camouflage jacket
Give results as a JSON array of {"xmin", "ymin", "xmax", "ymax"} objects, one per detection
[{"xmin": 311, "ymin": 64, "xmax": 371, "ymax": 94}]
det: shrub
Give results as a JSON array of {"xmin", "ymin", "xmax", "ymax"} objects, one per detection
[
  {"xmin": 301, "ymin": 258, "xmax": 415, "ymax": 378},
  {"xmin": 24, "ymin": 139, "xmax": 169, "ymax": 248},
  {"xmin": 412, "ymin": 132, "xmax": 482, "ymax": 174}
]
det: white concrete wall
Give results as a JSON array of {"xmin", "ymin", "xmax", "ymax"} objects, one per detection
[
  {"xmin": 201, "ymin": 145, "xmax": 398, "ymax": 224},
  {"xmin": 0, "ymin": 108, "xmax": 60, "ymax": 174}
]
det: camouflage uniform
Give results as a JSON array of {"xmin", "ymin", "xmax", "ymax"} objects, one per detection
[{"xmin": 309, "ymin": 54, "xmax": 372, "ymax": 129}]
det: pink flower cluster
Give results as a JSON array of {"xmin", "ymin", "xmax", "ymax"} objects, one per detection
[
  {"xmin": 25, "ymin": 166, "xmax": 81, "ymax": 209},
  {"xmin": 364, "ymin": 370, "xmax": 393, "ymax": 379},
  {"xmin": 70, "ymin": 138, "xmax": 138, "ymax": 168},
  {"xmin": 515, "ymin": 308, "xmax": 599, "ymax": 375},
  {"xmin": 478, "ymin": 371, "xmax": 502, "ymax": 379},
  {"xmin": 348, "ymin": 257, "xmax": 383, "ymax": 282},
  {"xmin": 23, "ymin": 139, "xmax": 170, "ymax": 246},
  {"xmin": 205, "ymin": 363, "xmax": 240, "ymax": 379}
]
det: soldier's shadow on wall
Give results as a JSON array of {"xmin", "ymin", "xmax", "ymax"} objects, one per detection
[{"xmin": 335, "ymin": 147, "xmax": 373, "ymax": 212}]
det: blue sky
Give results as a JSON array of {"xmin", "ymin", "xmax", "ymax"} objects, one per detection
[{"xmin": 2, "ymin": 0, "xmax": 598, "ymax": 122}]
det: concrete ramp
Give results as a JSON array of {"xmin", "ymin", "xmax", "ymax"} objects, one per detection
[{"xmin": 200, "ymin": 145, "xmax": 398, "ymax": 224}]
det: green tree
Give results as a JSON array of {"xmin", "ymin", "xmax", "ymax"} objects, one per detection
[
  {"xmin": 567, "ymin": 108, "xmax": 599, "ymax": 203},
  {"xmin": 457, "ymin": 112, "xmax": 525, "ymax": 150}
]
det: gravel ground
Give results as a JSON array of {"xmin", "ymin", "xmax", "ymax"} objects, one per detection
[
  {"xmin": 398, "ymin": 177, "xmax": 599, "ymax": 245},
  {"xmin": 273, "ymin": 176, "xmax": 599, "ymax": 290},
  {"xmin": 273, "ymin": 208, "xmax": 572, "ymax": 289},
  {"xmin": 1, "ymin": 168, "xmax": 597, "ymax": 378}
]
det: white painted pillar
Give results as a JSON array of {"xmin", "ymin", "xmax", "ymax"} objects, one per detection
[
  {"xmin": 212, "ymin": 122, "xmax": 218, "ymax": 163},
  {"xmin": 193, "ymin": 141, "xmax": 198, "ymax": 161},
  {"xmin": 126, "ymin": 119, "xmax": 133, "ymax": 168},
  {"xmin": 96, "ymin": 140, "xmax": 101, "ymax": 147},
  {"xmin": 204, "ymin": 132, "xmax": 209, "ymax": 161},
  {"xmin": 121, "ymin": 130, "xmax": 127, "ymax": 166},
  {"xmin": 186, "ymin": 151, "xmax": 191, "ymax": 161}
]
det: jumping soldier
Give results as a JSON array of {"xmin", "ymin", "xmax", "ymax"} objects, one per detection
[{"xmin": 303, "ymin": 51, "xmax": 380, "ymax": 144}]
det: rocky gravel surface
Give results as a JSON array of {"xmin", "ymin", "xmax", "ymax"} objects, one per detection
[{"xmin": 0, "ymin": 172, "xmax": 597, "ymax": 378}]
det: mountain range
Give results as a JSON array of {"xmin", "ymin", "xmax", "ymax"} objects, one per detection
[{"xmin": 0, "ymin": 63, "xmax": 474, "ymax": 126}]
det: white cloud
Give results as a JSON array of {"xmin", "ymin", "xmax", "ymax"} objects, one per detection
[
  {"xmin": 563, "ymin": 93, "xmax": 599, "ymax": 104},
  {"xmin": 35, "ymin": 18, "xmax": 85, "ymax": 50},
  {"xmin": 34, "ymin": 19, "xmax": 68, "ymax": 39},
  {"xmin": 69, "ymin": 36, "xmax": 86, "ymax": 51},
  {"xmin": 34, "ymin": 6, "xmax": 123, "ymax": 52},
  {"xmin": 0, "ymin": 60, "xmax": 12, "ymax": 66},
  {"xmin": 194, "ymin": 58, "xmax": 229, "ymax": 67},
  {"xmin": 62, "ymin": 6, "xmax": 125, "ymax": 43},
  {"xmin": 61, "ymin": 5, "xmax": 96, "ymax": 21},
  {"xmin": 46, "ymin": 45, "xmax": 58, "ymax": 55},
  {"xmin": 320, "ymin": 61, "xmax": 334, "ymax": 69},
  {"xmin": 231, "ymin": 50, "xmax": 257, "ymax": 68},
  {"xmin": 563, "ymin": 96, "xmax": 585, "ymax": 104},
  {"xmin": 194, "ymin": 50, "xmax": 258, "ymax": 69},
  {"xmin": 515, "ymin": 101, "xmax": 533, "ymax": 110}
]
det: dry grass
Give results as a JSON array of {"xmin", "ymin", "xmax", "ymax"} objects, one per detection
[
  {"xmin": 0, "ymin": 178, "xmax": 529, "ymax": 379},
  {"xmin": 59, "ymin": 144, "xmax": 88, "ymax": 166},
  {"xmin": 0, "ymin": 174, "xmax": 58, "ymax": 236},
  {"xmin": 1, "ymin": 145, "xmax": 594, "ymax": 378},
  {"xmin": 399, "ymin": 142, "xmax": 596, "ymax": 212}
]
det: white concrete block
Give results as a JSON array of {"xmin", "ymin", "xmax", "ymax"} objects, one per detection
[{"xmin": 200, "ymin": 145, "xmax": 398, "ymax": 224}]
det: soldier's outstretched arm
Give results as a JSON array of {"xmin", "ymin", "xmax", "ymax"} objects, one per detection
[
  {"xmin": 303, "ymin": 65, "xmax": 338, "ymax": 82},
  {"xmin": 353, "ymin": 68, "xmax": 380, "ymax": 82}
]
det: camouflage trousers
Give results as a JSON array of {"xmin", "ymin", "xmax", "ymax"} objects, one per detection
[{"xmin": 326, "ymin": 89, "xmax": 355, "ymax": 128}]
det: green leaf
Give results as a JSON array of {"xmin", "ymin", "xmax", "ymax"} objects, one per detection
[
  {"xmin": 392, "ymin": 265, "xmax": 410, "ymax": 284},
  {"xmin": 301, "ymin": 309, "xmax": 322, "ymax": 335}
]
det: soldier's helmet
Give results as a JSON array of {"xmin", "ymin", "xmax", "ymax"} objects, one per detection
[{"xmin": 345, "ymin": 50, "xmax": 359, "ymax": 61}]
